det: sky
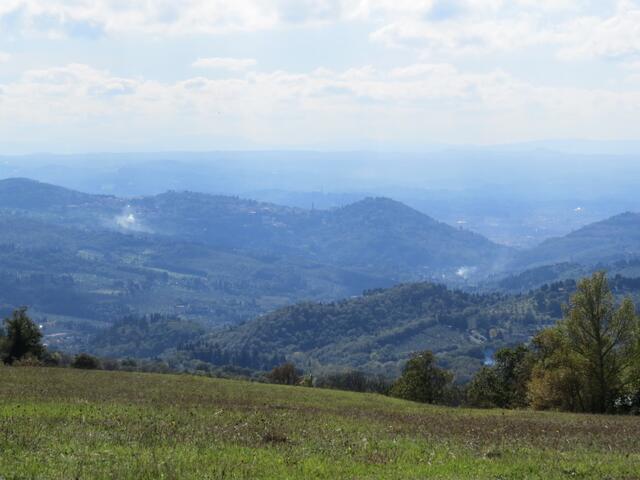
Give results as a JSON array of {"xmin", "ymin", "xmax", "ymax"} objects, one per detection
[{"xmin": 1, "ymin": 0, "xmax": 640, "ymax": 153}]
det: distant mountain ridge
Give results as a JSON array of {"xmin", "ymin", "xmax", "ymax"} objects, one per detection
[
  {"xmin": 513, "ymin": 212, "xmax": 640, "ymax": 269},
  {"xmin": 0, "ymin": 178, "xmax": 510, "ymax": 280}
]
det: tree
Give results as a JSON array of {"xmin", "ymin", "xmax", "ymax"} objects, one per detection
[
  {"xmin": 2, "ymin": 308, "xmax": 45, "ymax": 365},
  {"xmin": 390, "ymin": 351, "xmax": 453, "ymax": 404},
  {"xmin": 628, "ymin": 317, "xmax": 640, "ymax": 414},
  {"xmin": 266, "ymin": 362, "xmax": 300, "ymax": 385},
  {"xmin": 563, "ymin": 272, "xmax": 637, "ymax": 413},
  {"xmin": 528, "ymin": 327, "xmax": 585, "ymax": 412},
  {"xmin": 467, "ymin": 345, "xmax": 533, "ymax": 409}
]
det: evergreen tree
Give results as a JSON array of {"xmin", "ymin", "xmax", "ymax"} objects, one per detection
[
  {"xmin": 564, "ymin": 272, "xmax": 637, "ymax": 413},
  {"xmin": 2, "ymin": 308, "xmax": 45, "ymax": 365}
]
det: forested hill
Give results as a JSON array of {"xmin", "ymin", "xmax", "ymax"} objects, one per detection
[
  {"xmin": 0, "ymin": 177, "xmax": 509, "ymax": 352},
  {"xmin": 181, "ymin": 281, "xmax": 576, "ymax": 380},
  {"xmin": 0, "ymin": 178, "xmax": 509, "ymax": 279},
  {"xmin": 0, "ymin": 177, "xmax": 104, "ymax": 209},
  {"xmin": 129, "ymin": 192, "xmax": 512, "ymax": 277},
  {"xmin": 181, "ymin": 276, "xmax": 640, "ymax": 379},
  {"xmin": 295, "ymin": 197, "xmax": 508, "ymax": 272},
  {"xmin": 3, "ymin": 177, "xmax": 640, "ymax": 362}
]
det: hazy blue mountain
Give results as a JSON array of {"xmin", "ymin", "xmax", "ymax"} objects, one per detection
[
  {"xmin": 3, "ymin": 149, "xmax": 640, "ymax": 247},
  {"xmin": 0, "ymin": 178, "xmax": 509, "ymax": 351},
  {"xmin": 514, "ymin": 213, "xmax": 640, "ymax": 269}
]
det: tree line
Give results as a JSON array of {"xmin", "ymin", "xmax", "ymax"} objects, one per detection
[
  {"xmin": 265, "ymin": 272, "xmax": 640, "ymax": 415},
  {"xmin": 392, "ymin": 272, "xmax": 639, "ymax": 414}
]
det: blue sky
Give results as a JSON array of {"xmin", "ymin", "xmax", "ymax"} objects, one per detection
[{"xmin": 1, "ymin": 0, "xmax": 639, "ymax": 153}]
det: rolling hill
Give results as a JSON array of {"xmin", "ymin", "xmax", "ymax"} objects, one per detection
[
  {"xmin": 3, "ymin": 177, "xmax": 640, "ymax": 368},
  {"xmin": 0, "ymin": 178, "xmax": 510, "ymax": 352},
  {"xmin": 181, "ymin": 281, "xmax": 570, "ymax": 380},
  {"xmin": 181, "ymin": 275, "xmax": 640, "ymax": 380},
  {"xmin": 128, "ymin": 192, "xmax": 512, "ymax": 278}
]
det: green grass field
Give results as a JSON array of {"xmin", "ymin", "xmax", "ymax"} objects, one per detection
[{"xmin": 1, "ymin": 367, "xmax": 639, "ymax": 479}]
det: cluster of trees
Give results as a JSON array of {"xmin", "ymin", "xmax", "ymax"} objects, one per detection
[
  {"xmin": 0, "ymin": 308, "xmax": 46, "ymax": 365},
  {"xmin": 184, "ymin": 281, "xmax": 565, "ymax": 382},
  {"xmin": 262, "ymin": 273, "xmax": 638, "ymax": 415},
  {"xmin": 90, "ymin": 313, "xmax": 206, "ymax": 359},
  {"xmin": 0, "ymin": 308, "xmax": 168, "ymax": 372},
  {"xmin": 391, "ymin": 273, "xmax": 640, "ymax": 414}
]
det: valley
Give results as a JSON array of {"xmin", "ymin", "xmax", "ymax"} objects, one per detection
[{"xmin": 1, "ymin": 177, "xmax": 640, "ymax": 377}]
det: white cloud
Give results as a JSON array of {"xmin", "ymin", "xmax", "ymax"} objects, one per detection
[
  {"xmin": 2, "ymin": 61, "xmax": 640, "ymax": 150},
  {"xmin": 0, "ymin": 0, "xmax": 590, "ymax": 37},
  {"xmin": 192, "ymin": 57, "xmax": 257, "ymax": 71},
  {"xmin": 369, "ymin": 0, "xmax": 640, "ymax": 62},
  {"xmin": 553, "ymin": 2, "xmax": 640, "ymax": 60},
  {"xmin": 1, "ymin": 1, "xmax": 639, "ymax": 151},
  {"xmin": 0, "ymin": 52, "xmax": 11, "ymax": 63},
  {"xmin": 0, "ymin": 0, "xmax": 634, "ymax": 67},
  {"xmin": 371, "ymin": 17, "xmax": 543, "ymax": 56}
]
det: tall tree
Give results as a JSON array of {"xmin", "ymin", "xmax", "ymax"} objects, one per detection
[
  {"xmin": 467, "ymin": 345, "xmax": 533, "ymax": 409},
  {"xmin": 2, "ymin": 308, "xmax": 45, "ymax": 365},
  {"xmin": 564, "ymin": 272, "xmax": 637, "ymax": 413},
  {"xmin": 528, "ymin": 326, "xmax": 585, "ymax": 412}
]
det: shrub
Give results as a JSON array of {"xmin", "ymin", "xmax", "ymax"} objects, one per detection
[
  {"xmin": 266, "ymin": 362, "xmax": 301, "ymax": 385},
  {"xmin": 316, "ymin": 370, "xmax": 391, "ymax": 394},
  {"xmin": 12, "ymin": 354, "xmax": 43, "ymax": 367},
  {"xmin": 72, "ymin": 353, "xmax": 101, "ymax": 370},
  {"xmin": 467, "ymin": 346, "xmax": 533, "ymax": 409}
]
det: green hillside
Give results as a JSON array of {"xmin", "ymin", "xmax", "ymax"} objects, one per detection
[
  {"xmin": 183, "ymin": 281, "xmax": 572, "ymax": 379},
  {"xmin": 186, "ymin": 277, "xmax": 640, "ymax": 380},
  {"xmin": 1, "ymin": 367, "xmax": 638, "ymax": 479}
]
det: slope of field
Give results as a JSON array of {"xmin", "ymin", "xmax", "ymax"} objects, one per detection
[{"xmin": 1, "ymin": 367, "xmax": 639, "ymax": 479}]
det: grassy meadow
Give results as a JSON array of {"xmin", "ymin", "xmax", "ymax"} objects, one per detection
[{"xmin": 1, "ymin": 367, "xmax": 639, "ymax": 479}]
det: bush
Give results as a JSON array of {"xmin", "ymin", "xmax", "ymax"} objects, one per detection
[
  {"xmin": 266, "ymin": 362, "xmax": 301, "ymax": 385},
  {"xmin": 316, "ymin": 370, "xmax": 391, "ymax": 394},
  {"xmin": 42, "ymin": 351, "xmax": 62, "ymax": 367},
  {"xmin": 12, "ymin": 354, "xmax": 43, "ymax": 367},
  {"xmin": 101, "ymin": 358, "xmax": 121, "ymax": 371},
  {"xmin": 72, "ymin": 353, "xmax": 101, "ymax": 370}
]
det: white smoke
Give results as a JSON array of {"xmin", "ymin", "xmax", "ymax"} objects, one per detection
[
  {"xmin": 456, "ymin": 266, "xmax": 477, "ymax": 279},
  {"xmin": 114, "ymin": 206, "xmax": 150, "ymax": 232}
]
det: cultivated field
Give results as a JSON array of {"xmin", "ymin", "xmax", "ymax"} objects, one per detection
[{"xmin": 1, "ymin": 367, "xmax": 639, "ymax": 479}]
